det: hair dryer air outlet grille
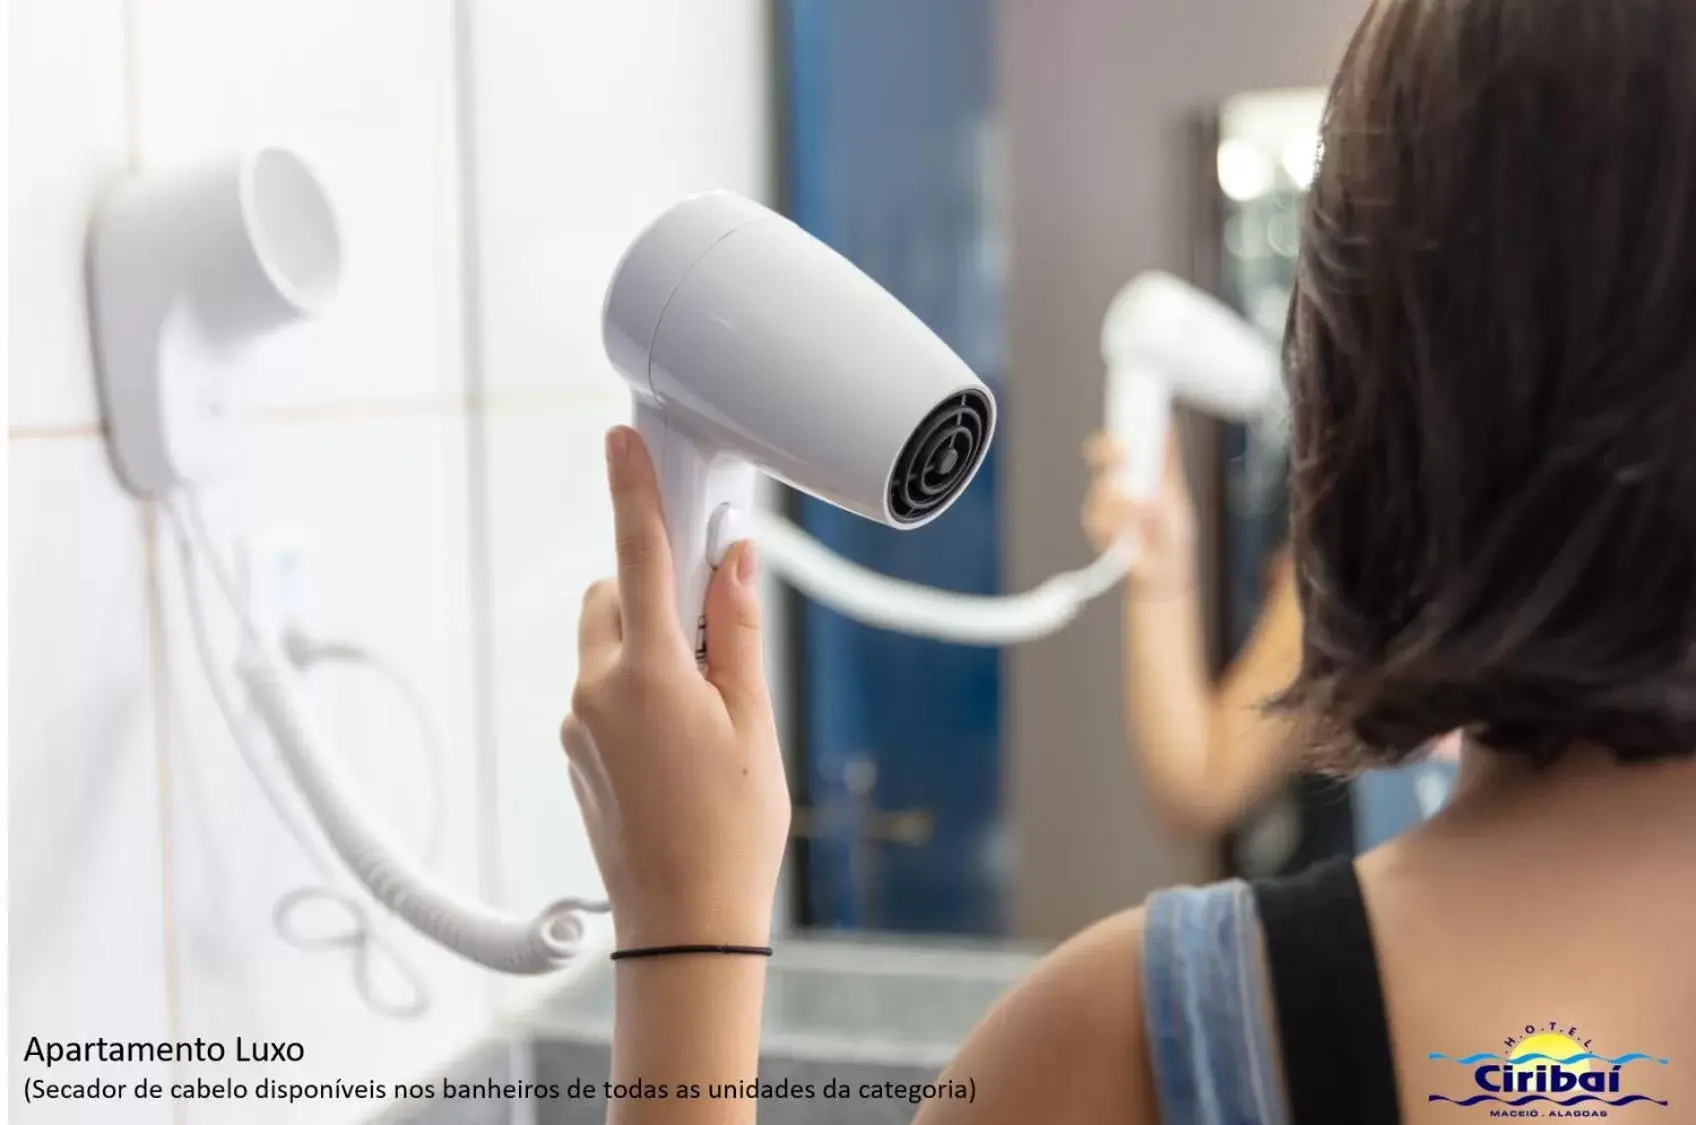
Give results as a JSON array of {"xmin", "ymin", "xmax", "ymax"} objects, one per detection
[{"xmin": 887, "ymin": 388, "xmax": 993, "ymax": 525}]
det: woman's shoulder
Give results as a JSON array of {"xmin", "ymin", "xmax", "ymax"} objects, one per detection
[
  {"xmin": 917, "ymin": 882, "xmax": 1267, "ymax": 1125},
  {"xmin": 915, "ymin": 906, "xmax": 1157, "ymax": 1124}
]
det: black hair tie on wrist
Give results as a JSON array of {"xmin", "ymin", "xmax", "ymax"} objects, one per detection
[{"xmin": 610, "ymin": 943, "xmax": 774, "ymax": 962}]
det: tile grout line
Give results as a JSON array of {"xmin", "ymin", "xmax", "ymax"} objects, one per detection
[
  {"xmin": 7, "ymin": 389, "xmax": 629, "ymax": 443},
  {"xmin": 140, "ymin": 503, "xmax": 189, "ymax": 1112},
  {"xmin": 121, "ymin": 0, "xmax": 188, "ymax": 1111},
  {"xmin": 7, "ymin": 423, "xmax": 109, "ymax": 441},
  {"xmin": 446, "ymin": 0, "xmax": 510, "ymax": 1024}
]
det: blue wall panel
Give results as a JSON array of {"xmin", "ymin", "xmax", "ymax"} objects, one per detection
[{"xmin": 781, "ymin": 0, "xmax": 1004, "ymax": 934}]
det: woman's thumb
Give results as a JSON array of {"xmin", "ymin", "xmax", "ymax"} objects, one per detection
[{"xmin": 703, "ymin": 540, "xmax": 770, "ymax": 723}]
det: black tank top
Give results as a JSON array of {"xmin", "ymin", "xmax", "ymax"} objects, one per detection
[{"xmin": 1251, "ymin": 855, "xmax": 1401, "ymax": 1122}]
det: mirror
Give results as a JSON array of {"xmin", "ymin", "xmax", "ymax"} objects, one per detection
[{"xmin": 1200, "ymin": 88, "xmax": 1460, "ymax": 878}]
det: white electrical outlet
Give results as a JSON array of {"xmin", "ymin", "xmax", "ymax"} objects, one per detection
[{"xmin": 241, "ymin": 529, "xmax": 318, "ymax": 646}]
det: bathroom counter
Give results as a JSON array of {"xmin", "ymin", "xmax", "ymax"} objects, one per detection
[
  {"xmin": 374, "ymin": 934, "xmax": 1044, "ymax": 1125},
  {"xmin": 525, "ymin": 933, "xmax": 1042, "ymax": 1125},
  {"xmin": 527, "ymin": 932, "xmax": 1043, "ymax": 1069}
]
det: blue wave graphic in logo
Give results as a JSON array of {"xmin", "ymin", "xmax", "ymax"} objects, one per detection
[
  {"xmin": 1429, "ymin": 1094, "xmax": 1669, "ymax": 1108},
  {"xmin": 1428, "ymin": 1051, "xmax": 1668, "ymax": 1066}
]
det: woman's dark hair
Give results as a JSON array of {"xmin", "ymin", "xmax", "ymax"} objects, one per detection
[{"xmin": 1277, "ymin": 0, "xmax": 1696, "ymax": 767}]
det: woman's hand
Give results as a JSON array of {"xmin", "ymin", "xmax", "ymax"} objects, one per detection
[
  {"xmin": 1081, "ymin": 427, "xmax": 1200, "ymax": 595},
  {"xmin": 561, "ymin": 426, "xmax": 790, "ymax": 951}
]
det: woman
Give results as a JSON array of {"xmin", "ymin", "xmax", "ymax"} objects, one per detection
[
  {"xmin": 1081, "ymin": 432, "xmax": 1463, "ymax": 854},
  {"xmin": 562, "ymin": 0, "xmax": 1696, "ymax": 1120}
]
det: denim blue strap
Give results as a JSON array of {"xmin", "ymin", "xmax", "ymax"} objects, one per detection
[{"xmin": 1143, "ymin": 881, "xmax": 1287, "ymax": 1125}]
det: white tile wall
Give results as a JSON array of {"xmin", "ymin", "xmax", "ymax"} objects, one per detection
[
  {"xmin": 478, "ymin": 395, "xmax": 628, "ymax": 925},
  {"xmin": 11, "ymin": 0, "xmax": 773, "ymax": 1118},
  {"xmin": 465, "ymin": 0, "xmax": 771, "ymax": 401},
  {"xmin": 10, "ymin": 0, "xmax": 496, "ymax": 1121},
  {"xmin": 7, "ymin": 0, "xmax": 132, "ymax": 431},
  {"xmin": 8, "ymin": 438, "xmax": 173, "ymax": 1124},
  {"xmin": 128, "ymin": 0, "xmax": 465, "ymax": 413}
]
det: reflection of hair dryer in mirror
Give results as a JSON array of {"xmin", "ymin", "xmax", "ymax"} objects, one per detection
[
  {"xmin": 603, "ymin": 191, "xmax": 996, "ymax": 664},
  {"xmin": 1101, "ymin": 271, "xmax": 1284, "ymax": 501}
]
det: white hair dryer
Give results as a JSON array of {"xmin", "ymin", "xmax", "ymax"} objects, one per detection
[
  {"xmin": 1101, "ymin": 270, "xmax": 1284, "ymax": 501},
  {"xmin": 603, "ymin": 191, "xmax": 995, "ymax": 662}
]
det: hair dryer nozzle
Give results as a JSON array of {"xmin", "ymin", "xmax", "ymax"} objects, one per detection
[{"xmin": 604, "ymin": 191, "xmax": 997, "ymax": 528}]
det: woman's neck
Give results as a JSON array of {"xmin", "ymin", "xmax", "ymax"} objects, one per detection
[{"xmin": 1440, "ymin": 738, "xmax": 1696, "ymax": 846}]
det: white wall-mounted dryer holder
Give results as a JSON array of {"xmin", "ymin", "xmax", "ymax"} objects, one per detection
[{"xmin": 88, "ymin": 146, "xmax": 343, "ymax": 497}]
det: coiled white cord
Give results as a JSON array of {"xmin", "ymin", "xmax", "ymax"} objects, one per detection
[
  {"xmin": 279, "ymin": 633, "xmax": 450, "ymax": 889},
  {"xmin": 751, "ymin": 511, "xmax": 1138, "ymax": 645},
  {"xmin": 168, "ymin": 496, "xmax": 436, "ymax": 1014},
  {"xmin": 166, "ymin": 492, "xmax": 607, "ymax": 979}
]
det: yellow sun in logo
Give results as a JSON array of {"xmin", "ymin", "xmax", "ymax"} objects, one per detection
[{"xmin": 1513, "ymin": 1032, "xmax": 1592, "ymax": 1072}]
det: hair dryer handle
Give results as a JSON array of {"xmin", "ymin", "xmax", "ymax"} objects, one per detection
[
  {"xmin": 1106, "ymin": 363, "xmax": 1172, "ymax": 502},
  {"xmin": 633, "ymin": 401, "xmax": 760, "ymax": 667}
]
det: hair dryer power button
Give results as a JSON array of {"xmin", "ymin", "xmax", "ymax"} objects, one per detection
[{"xmin": 707, "ymin": 504, "xmax": 751, "ymax": 568}]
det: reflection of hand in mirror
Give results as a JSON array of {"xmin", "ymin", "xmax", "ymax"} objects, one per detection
[
  {"xmin": 1080, "ymin": 426, "xmax": 1198, "ymax": 596},
  {"xmin": 1082, "ymin": 424, "xmax": 1307, "ymax": 839}
]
